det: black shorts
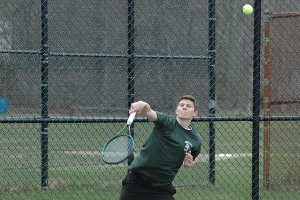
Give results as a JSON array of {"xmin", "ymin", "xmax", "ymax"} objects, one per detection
[{"xmin": 119, "ymin": 171, "xmax": 176, "ymax": 200}]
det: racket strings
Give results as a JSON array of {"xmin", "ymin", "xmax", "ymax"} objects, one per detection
[{"xmin": 102, "ymin": 135, "xmax": 134, "ymax": 163}]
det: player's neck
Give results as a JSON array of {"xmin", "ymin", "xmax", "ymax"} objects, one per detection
[{"xmin": 176, "ymin": 117, "xmax": 192, "ymax": 129}]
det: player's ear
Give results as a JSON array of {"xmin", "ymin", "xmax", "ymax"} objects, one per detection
[
  {"xmin": 193, "ymin": 111, "xmax": 198, "ymax": 117},
  {"xmin": 175, "ymin": 106, "xmax": 179, "ymax": 115}
]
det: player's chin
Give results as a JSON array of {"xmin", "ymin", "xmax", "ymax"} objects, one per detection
[{"xmin": 178, "ymin": 114, "xmax": 192, "ymax": 120}]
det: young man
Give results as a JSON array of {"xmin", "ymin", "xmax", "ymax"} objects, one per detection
[{"xmin": 120, "ymin": 95, "xmax": 201, "ymax": 200}]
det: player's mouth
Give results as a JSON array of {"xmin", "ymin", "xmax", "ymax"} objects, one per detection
[{"xmin": 179, "ymin": 111, "xmax": 188, "ymax": 116}]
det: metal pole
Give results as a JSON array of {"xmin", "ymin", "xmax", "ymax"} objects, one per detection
[
  {"xmin": 208, "ymin": 0, "xmax": 216, "ymax": 185},
  {"xmin": 41, "ymin": 0, "xmax": 49, "ymax": 190},
  {"xmin": 262, "ymin": 12, "xmax": 271, "ymax": 190},
  {"xmin": 127, "ymin": 0, "xmax": 135, "ymax": 166},
  {"xmin": 252, "ymin": 0, "xmax": 262, "ymax": 199}
]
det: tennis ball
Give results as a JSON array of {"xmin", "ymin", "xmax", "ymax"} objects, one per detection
[{"xmin": 243, "ymin": 4, "xmax": 253, "ymax": 15}]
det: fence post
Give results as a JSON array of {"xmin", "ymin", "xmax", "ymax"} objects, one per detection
[
  {"xmin": 208, "ymin": 0, "xmax": 216, "ymax": 185},
  {"xmin": 262, "ymin": 12, "xmax": 271, "ymax": 190},
  {"xmin": 127, "ymin": 0, "xmax": 135, "ymax": 166},
  {"xmin": 41, "ymin": 0, "xmax": 49, "ymax": 190},
  {"xmin": 252, "ymin": 0, "xmax": 262, "ymax": 199}
]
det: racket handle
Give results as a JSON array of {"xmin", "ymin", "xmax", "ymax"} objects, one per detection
[{"xmin": 127, "ymin": 112, "xmax": 136, "ymax": 125}]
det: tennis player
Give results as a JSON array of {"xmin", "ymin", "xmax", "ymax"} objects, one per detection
[{"xmin": 119, "ymin": 95, "xmax": 201, "ymax": 200}]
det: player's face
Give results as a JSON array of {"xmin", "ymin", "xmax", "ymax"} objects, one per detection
[{"xmin": 175, "ymin": 99, "xmax": 198, "ymax": 120}]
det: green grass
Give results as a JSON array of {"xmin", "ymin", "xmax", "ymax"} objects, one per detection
[{"xmin": 0, "ymin": 121, "xmax": 299, "ymax": 199}]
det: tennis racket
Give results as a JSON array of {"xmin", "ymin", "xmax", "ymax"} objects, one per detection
[{"xmin": 101, "ymin": 112, "xmax": 136, "ymax": 164}]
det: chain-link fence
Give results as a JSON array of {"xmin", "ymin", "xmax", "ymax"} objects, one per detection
[{"xmin": 0, "ymin": 0, "xmax": 299, "ymax": 199}]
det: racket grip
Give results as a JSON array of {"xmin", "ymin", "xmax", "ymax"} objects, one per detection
[{"xmin": 127, "ymin": 112, "xmax": 136, "ymax": 125}]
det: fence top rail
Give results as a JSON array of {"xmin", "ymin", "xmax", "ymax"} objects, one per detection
[
  {"xmin": 1, "ymin": 116, "xmax": 300, "ymax": 123},
  {"xmin": 0, "ymin": 49, "xmax": 209, "ymax": 60}
]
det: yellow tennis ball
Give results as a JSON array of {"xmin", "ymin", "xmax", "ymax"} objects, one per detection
[{"xmin": 243, "ymin": 4, "xmax": 253, "ymax": 15}]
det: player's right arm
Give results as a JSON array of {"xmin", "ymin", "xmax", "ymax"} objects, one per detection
[{"xmin": 129, "ymin": 101, "xmax": 157, "ymax": 121}]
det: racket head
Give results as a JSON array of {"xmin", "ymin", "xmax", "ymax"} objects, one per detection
[{"xmin": 101, "ymin": 134, "xmax": 134, "ymax": 164}]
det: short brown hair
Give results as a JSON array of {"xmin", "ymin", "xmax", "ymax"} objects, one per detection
[{"xmin": 177, "ymin": 95, "xmax": 198, "ymax": 111}]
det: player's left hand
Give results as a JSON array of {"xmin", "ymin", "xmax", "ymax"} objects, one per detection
[{"xmin": 183, "ymin": 151, "xmax": 195, "ymax": 168}]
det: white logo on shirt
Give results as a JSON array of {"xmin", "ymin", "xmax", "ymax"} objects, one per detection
[{"xmin": 184, "ymin": 141, "xmax": 193, "ymax": 152}]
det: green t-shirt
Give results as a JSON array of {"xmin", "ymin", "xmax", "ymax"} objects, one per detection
[{"xmin": 129, "ymin": 112, "xmax": 201, "ymax": 186}]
